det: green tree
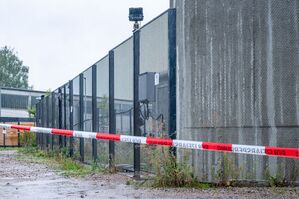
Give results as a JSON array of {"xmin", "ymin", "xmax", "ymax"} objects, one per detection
[{"xmin": 0, "ymin": 46, "xmax": 29, "ymax": 88}]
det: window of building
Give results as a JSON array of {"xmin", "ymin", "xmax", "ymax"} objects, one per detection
[{"xmin": 1, "ymin": 94, "xmax": 29, "ymax": 109}]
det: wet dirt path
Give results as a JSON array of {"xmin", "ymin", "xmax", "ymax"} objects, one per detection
[{"xmin": 0, "ymin": 150, "xmax": 298, "ymax": 199}]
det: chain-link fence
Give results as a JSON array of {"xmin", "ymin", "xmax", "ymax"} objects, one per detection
[{"xmin": 35, "ymin": 9, "xmax": 176, "ymax": 175}]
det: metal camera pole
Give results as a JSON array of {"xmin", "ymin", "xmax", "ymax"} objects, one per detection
[{"xmin": 129, "ymin": 7, "xmax": 143, "ymax": 180}]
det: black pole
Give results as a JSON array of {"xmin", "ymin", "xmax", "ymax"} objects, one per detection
[
  {"xmin": 38, "ymin": 100, "xmax": 42, "ymax": 148},
  {"xmin": 133, "ymin": 29, "xmax": 141, "ymax": 179},
  {"xmin": 92, "ymin": 64, "xmax": 98, "ymax": 162},
  {"xmin": 63, "ymin": 84, "xmax": 67, "ymax": 147},
  {"xmin": 168, "ymin": 9, "xmax": 177, "ymax": 155},
  {"xmin": 58, "ymin": 87, "xmax": 63, "ymax": 149},
  {"xmin": 51, "ymin": 93, "xmax": 55, "ymax": 151},
  {"xmin": 79, "ymin": 73, "xmax": 84, "ymax": 162},
  {"xmin": 40, "ymin": 95, "xmax": 44, "ymax": 150},
  {"xmin": 108, "ymin": 50, "xmax": 115, "ymax": 168},
  {"xmin": 35, "ymin": 102, "xmax": 39, "ymax": 147},
  {"xmin": 46, "ymin": 96, "xmax": 50, "ymax": 149},
  {"xmin": 129, "ymin": 110, "xmax": 132, "ymax": 134},
  {"xmin": 69, "ymin": 80, "xmax": 74, "ymax": 157},
  {"xmin": 17, "ymin": 121, "xmax": 20, "ymax": 147}
]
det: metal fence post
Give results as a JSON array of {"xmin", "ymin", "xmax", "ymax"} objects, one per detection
[
  {"xmin": 92, "ymin": 64, "xmax": 98, "ymax": 162},
  {"xmin": 58, "ymin": 87, "xmax": 63, "ymax": 149},
  {"xmin": 17, "ymin": 121, "xmax": 20, "ymax": 147},
  {"xmin": 40, "ymin": 95, "xmax": 44, "ymax": 150},
  {"xmin": 46, "ymin": 96, "xmax": 50, "ymax": 150},
  {"xmin": 168, "ymin": 8, "xmax": 177, "ymax": 155},
  {"xmin": 35, "ymin": 102, "xmax": 39, "ymax": 147},
  {"xmin": 108, "ymin": 50, "xmax": 115, "ymax": 168},
  {"xmin": 35, "ymin": 101, "xmax": 41, "ymax": 147},
  {"xmin": 69, "ymin": 80, "xmax": 74, "ymax": 157},
  {"xmin": 38, "ymin": 102, "xmax": 40, "ymax": 147},
  {"xmin": 133, "ymin": 29, "xmax": 141, "ymax": 179},
  {"xmin": 63, "ymin": 84, "xmax": 67, "ymax": 147},
  {"xmin": 51, "ymin": 93, "xmax": 55, "ymax": 151},
  {"xmin": 129, "ymin": 110, "xmax": 132, "ymax": 134},
  {"xmin": 79, "ymin": 73, "xmax": 84, "ymax": 162}
]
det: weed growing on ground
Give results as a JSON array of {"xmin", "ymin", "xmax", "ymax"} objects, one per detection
[
  {"xmin": 20, "ymin": 131, "xmax": 36, "ymax": 147},
  {"xmin": 264, "ymin": 168, "xmax": 288, "ymax": 187},
  {"xmin": 145, "ymin": 146, "xmax": 212, "ymax": 189},
  {"xmin": 0, "ymin": 147, "xmax": 15, "ymax": 151},
  {"xmin": 216, "ymin": 153, "xmax": 241, "ymax": 186},
  {"xmin": 17, "ymin": 146, "xmax": 105, "ymax": 177}
]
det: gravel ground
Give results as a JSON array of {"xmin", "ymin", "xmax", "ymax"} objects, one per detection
[{"xmin": 0, "ymin": 150, "xmax": 298, "ymax": 199}]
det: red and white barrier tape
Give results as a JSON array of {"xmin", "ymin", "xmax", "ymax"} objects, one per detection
[{"xmin": 1, "ymin": 123, "xmax": 298, "ymax": 159}]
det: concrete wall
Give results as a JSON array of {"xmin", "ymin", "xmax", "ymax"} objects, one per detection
[{"xmin": 173, "ymin": 0, "xmax": 299, "ymax": 183}]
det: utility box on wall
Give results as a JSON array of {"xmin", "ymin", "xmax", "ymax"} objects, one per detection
[{"xmin": 138, "ymin": 72, "xmax": 157, "ymax": 103}]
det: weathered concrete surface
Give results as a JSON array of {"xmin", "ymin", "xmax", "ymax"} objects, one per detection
[
  {"xmin": 173, "ymin": 0, "xmax": 299, "ymax": 183},
  {"xmin": 0, "ymin": 150, "xmax": 298, "ymax": 199}
]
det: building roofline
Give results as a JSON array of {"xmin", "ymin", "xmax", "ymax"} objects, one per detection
[{"xmin": 0, "ymin": 87, "xmax": 45, "ymax": 94}]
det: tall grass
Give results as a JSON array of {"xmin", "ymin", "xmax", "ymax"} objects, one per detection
[{"xmin": 148, "ymin": 146, "xmax": 211, "ymax": 188}]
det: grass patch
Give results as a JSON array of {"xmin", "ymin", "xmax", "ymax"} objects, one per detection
[
  {"xmin": 142, "ymin": 146, "xmax": 213, "ymax": 189},
  {"xmin": 17, "ymin": 147, "xmax": 105, "ymax": 177},
  {"xmin": 0, "ymin": 147, "xmax": 17, "ymax": 151}
]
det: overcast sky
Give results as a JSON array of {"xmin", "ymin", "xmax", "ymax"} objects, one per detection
[{"xmin": 0, "ymin": 0, "xmax": 169, "ymax": 91}]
